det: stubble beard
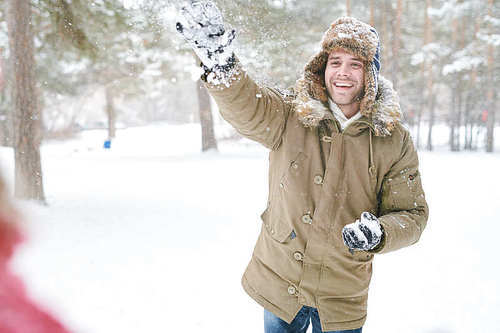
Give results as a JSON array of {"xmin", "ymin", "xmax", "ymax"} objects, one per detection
[{"xmin": 329, "ymin": 87, "xmax": 365, "ymax": 106}]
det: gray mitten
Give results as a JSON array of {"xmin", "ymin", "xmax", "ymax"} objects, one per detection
[
  {"xmin": 342, "ymin": 212, "xmax": 384, "ymax": 252},
  {"xmin": 176, "ymin": 1, "xmax": 236, "ymax": 71}
]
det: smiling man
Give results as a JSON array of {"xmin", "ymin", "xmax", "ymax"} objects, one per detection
[{"xmin": 177, "ymin": 3, "xmax": 428, "ymax": 333}]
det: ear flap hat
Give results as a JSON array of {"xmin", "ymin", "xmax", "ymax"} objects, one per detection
[{"xmin": 294, "ymin": 16, "xmax": 400, "ymax": 136}]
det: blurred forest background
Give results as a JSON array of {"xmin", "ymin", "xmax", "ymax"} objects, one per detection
[{"xmin": 0, "ymin": 0, "xmax": 498, "ymax": 201}]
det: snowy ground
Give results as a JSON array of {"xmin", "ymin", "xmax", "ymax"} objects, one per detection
[{"xmin": 1, "ymin": 123, "xmax": 499, "ymax": 333}]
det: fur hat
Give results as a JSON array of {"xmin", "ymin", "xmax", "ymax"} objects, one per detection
[{"xmin": 294, "ymin": 16, "xmax": 400, "ymax": 135}]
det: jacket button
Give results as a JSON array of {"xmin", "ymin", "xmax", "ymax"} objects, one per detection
[
  {"xmin": 293, "ymin": 251, "xmax": 304, "ymax": 261},
  {"xmin": 287, "ymin": 286, "xmax": 297, "ymax": 295},
  {"xmin": 314, "ymin": 175, "xmax": 323, "ymax": 185},
  {"xmin": 301, "ymin": 214, "xmax": 312, "ymax": 224},
  {"xmin": 279, "ymin": 183, "xmax": 284, "ymax": 188}
]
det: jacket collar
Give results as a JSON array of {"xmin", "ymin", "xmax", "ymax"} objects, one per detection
[{"xmin": 293, "ymin": 75, "xmax": 402, "ymax": 137}]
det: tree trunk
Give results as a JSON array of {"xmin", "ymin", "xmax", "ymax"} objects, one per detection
[
  {"xmin": 424, "ymin": 0, "xmax": 434, "ymax": 151},
  {"xmin": 0, "ymin": 49, "xmax": 5, "ymax": 93},
  {"xmin": 449, "ymin": 80, "xmax": 462, "ymax": 152},
  {"xmin": 391, "ymin": 0, "xmax": 402, "ymax": 90},
  {"xmin": 381, "ymin": 0, "xmax": 388, "ymax": 63},
  {"xmin": 464, "ymin": 90, "xmax": 472, "ymax": 150},
  {"xmin": 468, "ymin": 110, "xmax": 475, "ymax": 150},
  {"xmin": 6, "ymin": 0, "xmax": 45, "ymax": 202},
  {"xmin": 448, "ymin": 15, "xmax": 459, "ymax": 151},
  {"xmin": 196, "ymin": 79, "xmax": 217, "ymax": 152},
  {"xmin": 369, "ymin": 0, "xmax": 375, "ymax": 27},
  {"xmin": 346, "ymin": 0, "xmax": 351, "ymax": 16},
  {"xmin": 463, "ymin": 97, "xmax": 471, "ymax": 150},
  {"xmin": 486, "ymin": 0, "xmax": 495, "ymax": 152},
  {"xmin": 456, "ymin": 84, "xmax": 463, "ymax": 151},
  {"xmin": 426, "ymin": 95, "xmax": 436, "ymax": 151},
  {"xmin": 0, "ymin": 48, "xmax": 10, "ymax": 147},
  {"xmin": 105, "ymin": 86, "xmax": 116, "ymax": 139},
  {"xmin": 465, "ymin": 16, "xmax": 482, "ymax": 151},
  {"xmin": 416, "ymin": 80, "xmax": 424, "ymax": 150},
  {"xmin": 449, "ymin": 83, "xmax": 456, "ymax": 151}
]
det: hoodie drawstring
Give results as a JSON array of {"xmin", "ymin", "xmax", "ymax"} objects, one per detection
[{"xmin": 369, "ymin": 130, "xmax": 376, "ymax": 176}]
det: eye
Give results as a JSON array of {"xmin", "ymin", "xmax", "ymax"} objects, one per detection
[
  {"xmin": 329, "ymin": 61, "xmax": 341, "ymax": 67},
  {"xmin": 352, "ymin": 63, "xmax": 362, "ymax": 69}
]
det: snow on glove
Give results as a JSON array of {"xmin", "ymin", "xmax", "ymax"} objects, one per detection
[
  {"xmin": 176, "ymin": 0, "xmax": 236, "ymax": 72},
  {"xmin": 342, "ymin": 212, "xmax": 384, "ymax": 252}
]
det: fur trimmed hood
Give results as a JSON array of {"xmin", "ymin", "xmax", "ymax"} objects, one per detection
[{"xmin": 293, "ymin": 17, "xmax": 402, "ymax": 136}]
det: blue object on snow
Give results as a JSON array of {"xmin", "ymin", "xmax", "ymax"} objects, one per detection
[{"xmin": 103, "ymin": 140, "xmax": 111, "ymax": 149}]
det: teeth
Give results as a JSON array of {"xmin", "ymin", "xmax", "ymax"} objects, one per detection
[{"xmin": 335, "ymin": 82, "xmax": 353, "ymax": 87}]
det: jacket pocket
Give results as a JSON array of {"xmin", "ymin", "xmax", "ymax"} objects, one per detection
[
  {"xmin": 261, "ymin": 206, "xmax": 294, "ymax": 243},
  {"xmin": 380, "ymin": 170, "xmax": 425, "ymax": 212},
  {"xmin": 316, "ymin": 294, "xmax": 368, "ymax": 324}
]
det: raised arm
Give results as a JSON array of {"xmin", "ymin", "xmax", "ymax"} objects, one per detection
[{"xmin": 176, "ymin": 0, "xmax": 291, "ymax": 150}]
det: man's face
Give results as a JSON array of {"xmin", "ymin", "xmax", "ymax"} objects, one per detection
[{"xmin": 324, "ymin": 49, "xmax": 365, "ymax": 110}]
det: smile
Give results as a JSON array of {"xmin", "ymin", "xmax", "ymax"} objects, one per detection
[{"xmin": 334, "ymin": 82, "xmax": 354, "ymax": 88}]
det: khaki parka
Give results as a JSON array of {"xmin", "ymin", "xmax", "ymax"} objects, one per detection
[{"xmin": 204, "ymin": 62, "xmax": 428, "ymax": 331}]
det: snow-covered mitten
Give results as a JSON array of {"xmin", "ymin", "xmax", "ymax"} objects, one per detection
[
  {"xmin": 342, "ymin": 212, "xmax": 384, "ymax": 252},
  {"xmin": 176, "ymin": 1, "xmax": 236, "ymax": 72}
]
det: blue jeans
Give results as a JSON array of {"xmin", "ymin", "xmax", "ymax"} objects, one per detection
[{"xmin": 264, "ymin": 306, "xmax": 362, "ymax": 333}]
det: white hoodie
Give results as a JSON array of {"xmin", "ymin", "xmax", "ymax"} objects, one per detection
[{"xmin": 328, "ymin": 98, "xmax": 362, "ymax": 130}]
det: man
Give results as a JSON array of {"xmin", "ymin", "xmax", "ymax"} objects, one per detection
[{"xmin": 177, "ymin": 2, "xmax": 428, "ymax": 333}]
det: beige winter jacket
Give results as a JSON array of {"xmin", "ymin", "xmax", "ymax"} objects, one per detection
[{"xmin": 204, "ymin": 62, "xmax": 428, "ymax": 331}]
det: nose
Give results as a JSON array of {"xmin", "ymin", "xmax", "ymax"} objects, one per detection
[{"xmin": 336, "ymin": 63, "xmax": 351, "ymax": 78}]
